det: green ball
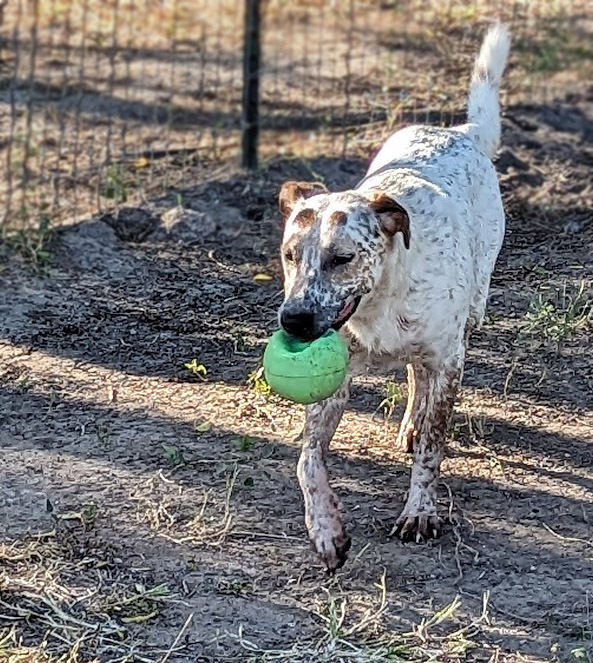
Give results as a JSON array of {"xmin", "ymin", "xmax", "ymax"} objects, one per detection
[{"xmin": 263, "ymin": 329, "xmax": 349, "ymax": 404}]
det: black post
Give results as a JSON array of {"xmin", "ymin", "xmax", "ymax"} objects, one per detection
[{"xmin": 241, "ymin": 0, "xmax": 260, "ymax": 169}]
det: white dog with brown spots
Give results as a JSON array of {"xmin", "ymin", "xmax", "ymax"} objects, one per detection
[{"xmin": 277, "ymin": 24, "xmax": 510, "ymax": 571}]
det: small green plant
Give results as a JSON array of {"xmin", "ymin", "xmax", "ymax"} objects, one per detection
[
  {"xmin": 195, "ymin": 421, "xmax": 212, "ymax": 433},
  {"xmin": 378, "ymin": 380, "xmax": 402, "ymax": 420},
  {"xmin": 522, "ymin": 281, "xmax": 593, "ymax": 350},
  {"xmin": 80, "ymin": 502, "xmax": 99, "ymax": 525},
  {"xmin": 444, "ymin": 4, "xmax": 477, "ymax": 21},
  {"xmin": 103, "ymin": 163, "xmax": 128, "ymax": 203},
  {"xmin": 483, "ymin": 310, "xmax": 502, "ymax": 325},
  {"xmin": 247, "ymin": 366, "xmax": 272, "ymax": 396},
  {"xmin": 217, "ymin": 578, "xmax": 253, "ymax": 596},
  {"xmin": 530, "ymin": 263, "xmax": 552, "ymax": 278},
  {"xmin": 6, "ymin": 216, "xmax": 53, "ymax": 270},
  {"xmin": 185, "ymin": 359, "xmax": 207, "ymax": 380},
  {"xmin": 96, "ymin": 423, "xmax": 114, "ymax": 451},
  {"xmin": 162, "ymin": 443, "xmax": 184, "ymax": 467},
  {"xmin": 530, "ymin": 43, "xmax": 560, "ymax": 72},
  {"xmin": 52, "ymin": 501, "xmax": 99, "ymax": 530},
  {"xmin": 323, "ymin": 592, "xmax": 346, "ymax": 640},
  {"xmin": 232, "ymin": 436, "xmax": 256, "ymax": 452},
  {"xmin": 572, "ymin": 648, "xmax": 593, "ymax": 662}
]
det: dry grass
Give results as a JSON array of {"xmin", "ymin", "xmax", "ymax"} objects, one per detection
[
  {"xmin": 217, "ymin": 581, "xmax": 493, "ymax": 662},
  {"xmin": 0, "ymin": 526, "xmax": 196, "ymax": 662},
  {"xmin": 0, "ymin": 532, "xmax": 494, "ymax": 662}
]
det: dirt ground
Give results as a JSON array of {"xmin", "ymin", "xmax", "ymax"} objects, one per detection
[{"xmin": 2, "ymin": 80, "xmax": 593, "ymax": 663}]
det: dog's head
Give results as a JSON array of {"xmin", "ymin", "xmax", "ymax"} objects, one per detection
[{"xmin": 277, "ymin": 180, "xmax": 410, "ymax": 341}]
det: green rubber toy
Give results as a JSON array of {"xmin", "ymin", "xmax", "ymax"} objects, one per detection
[{"xmin": 263, "ymin": 329, "xmax": 349, "ymax": 404}]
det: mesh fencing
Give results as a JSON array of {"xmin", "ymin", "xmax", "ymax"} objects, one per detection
[{"xmin": 1, "ymin": 0, "xmax": 591, "ymax": 231}]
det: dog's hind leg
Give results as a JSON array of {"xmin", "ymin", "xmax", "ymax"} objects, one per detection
[
  {"xmin": 396, "ymin": 363, "xmax": 429, "ymax": 453},
  {"xmin": 393, "ymin": 359, "xmax": 462, "ymax": 542},
  {"xmin": 297, "ymin": 380, "xmax": 351, "ymax": 572}
]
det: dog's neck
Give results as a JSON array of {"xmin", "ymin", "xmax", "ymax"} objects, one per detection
[{"xmin": 345, "ymin": 242, "xmax": 413, "ymax": 354}]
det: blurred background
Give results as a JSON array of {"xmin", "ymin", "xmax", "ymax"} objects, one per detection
[{"xmin": 1, "ymin": 0, "xmax": 591, "ymax": 232}]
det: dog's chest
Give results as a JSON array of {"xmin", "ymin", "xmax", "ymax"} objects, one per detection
[{"xmin": 347, "ymin": 306, "xmax": 435, "ymax": 365}]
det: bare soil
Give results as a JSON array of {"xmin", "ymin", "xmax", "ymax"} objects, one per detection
[{"xmin": 1, "ymin": 90, "xmax": 593, "ymax": 663}]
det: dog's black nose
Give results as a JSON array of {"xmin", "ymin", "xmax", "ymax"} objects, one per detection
[{"xmin": 280, "ymin": 309, "xmax": 317, "ymax": 340}]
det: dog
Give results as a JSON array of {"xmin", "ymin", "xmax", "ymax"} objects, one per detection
[{"xmin": 276, "ymin": 24, "xmax": 510, "ymax": 571}]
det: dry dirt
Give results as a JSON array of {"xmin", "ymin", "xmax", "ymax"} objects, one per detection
[{"xmin": 1, "ymin": 91, "xmax": 593, "ymax": 661}]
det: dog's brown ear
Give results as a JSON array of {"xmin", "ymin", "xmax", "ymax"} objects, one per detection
[
  {"xmin": 278, "ymin": 181, "xmax": 328, "ymax": 219},
  {"xmin": 367, "ymin": 191, "xmax": 410, "ymax": 249}
]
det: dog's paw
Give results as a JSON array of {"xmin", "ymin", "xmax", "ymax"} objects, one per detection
[
  {"xmin": 392, "ymin": 511, "xmax": 441, "ymax": 542},
  {"xmin": 302, "ymin": 483, "xmax": 351, "ymax": 571},
  {"xmin": 310, "ymin": 528, "xmax": 352, "ymax": 572}
]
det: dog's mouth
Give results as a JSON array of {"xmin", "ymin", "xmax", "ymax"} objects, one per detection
[{"xmin": 332, "ymin": 296, "xmax": 362, "ymax": 330}]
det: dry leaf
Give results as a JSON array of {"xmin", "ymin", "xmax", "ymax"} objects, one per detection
[
  {"xmin": 134, "ymin": 156, "xmax": 150, "ymax": 169},
  {"xmin": 121, "ymin": 610, "xmax": 159, "ymax": 623},
  {"xmin": 253, "ymin": 272, "xmax": 273, "ymax": 283}
]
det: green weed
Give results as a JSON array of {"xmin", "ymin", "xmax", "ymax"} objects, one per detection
[
  {"xmin": 195, "ymin": 420, "xmax": 212, "ymax": 433},
  {"xmin": 233, "ymin": 436, "xmax": 256, "ymax": 452},
  {"xmin": 378, "ymin": 381, "xmax": 403, "ymax": 420},
  {"xmin": 522, "ymin": 281, "xmax": 593, "ymax": 350},
  {"xmin": 185, "ymin": 359, "xmax": 208, "ymax": 380},
  {"xmin": 5, "ymin": 216, "xmax": 53, "ymax": 270},
  {"xmin": 96, "ymin": 423, "xmax": 114, "ymax": 451},
  {"xmin": 103, "ymin": 163, "xmax": 128, "ymax": 203},
  {"xmin": 247, "ymin": 366, "xmax": 272, "ymax": 396},
  {"xmin": 162, "ymin": 443, "xmax": 185, "ymax": 467}
]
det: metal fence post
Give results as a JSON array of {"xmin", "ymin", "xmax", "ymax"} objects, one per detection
[{"xmin": 241, "ymin": 0, "xmax": 260, "ymax": 170}]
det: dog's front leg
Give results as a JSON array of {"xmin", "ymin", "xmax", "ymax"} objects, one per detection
[
  {"xmin": 394, "ymin": 361, "xmax": 462, "ymax": 541},
  {"xmin": 297, "ymin": 380, "xmax": 351, "ymax": 572}
]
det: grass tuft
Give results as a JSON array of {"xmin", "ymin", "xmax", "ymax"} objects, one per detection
[
  {"xmin": 224, "ymin": 575, "xmax": 491, "ymax": 662},
  {"xmin": 521, "ymin": 281, "xmax": 593, "ymax": 351},
  {"xmin": 3, "ymin": 217, "xmax": 53, "ymax": 271}
]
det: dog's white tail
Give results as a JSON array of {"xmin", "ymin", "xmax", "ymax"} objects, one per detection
[{"xmin": 465, "ymin": 23, "xmax": 510, "ymax": 158}]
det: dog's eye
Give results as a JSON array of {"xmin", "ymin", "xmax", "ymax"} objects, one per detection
[
  {"xmin": 284, "ymin": 249, "xmax": 295, "ymax": 263},
  {"xmin": 329, "ymin": 254, "xmax": 354, "ymax": 268}
]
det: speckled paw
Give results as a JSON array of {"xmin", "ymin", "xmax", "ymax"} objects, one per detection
[
  {"xmin": 393, "ymin": 512, "xmax": 441, "ymax": 542},
  {"xmin": 311, "ymin": 530, "xmax": 352, "ymax": 572}
]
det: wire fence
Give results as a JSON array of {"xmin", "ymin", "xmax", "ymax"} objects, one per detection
[{"xmin": 0, "ymin": 0, "xmax": 591, "ymax": 232}]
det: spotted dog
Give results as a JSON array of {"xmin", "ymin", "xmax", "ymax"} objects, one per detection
[{"xmin": 275, "ymin": 25, "xmax": 511, "ymax": 571}]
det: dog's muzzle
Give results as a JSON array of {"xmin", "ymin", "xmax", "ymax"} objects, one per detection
[
  {"xmin": 280, "ymin": 296, "xmax": 361, "ymax": 341},
  {"xmin": 280, "ymin": 308, "xmax": 319, "ymax": 340}
]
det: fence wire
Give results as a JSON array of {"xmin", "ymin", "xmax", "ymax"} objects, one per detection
[{"xmin": 0, "ymin": 0, "xmax": 591, "ymax": 231}]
